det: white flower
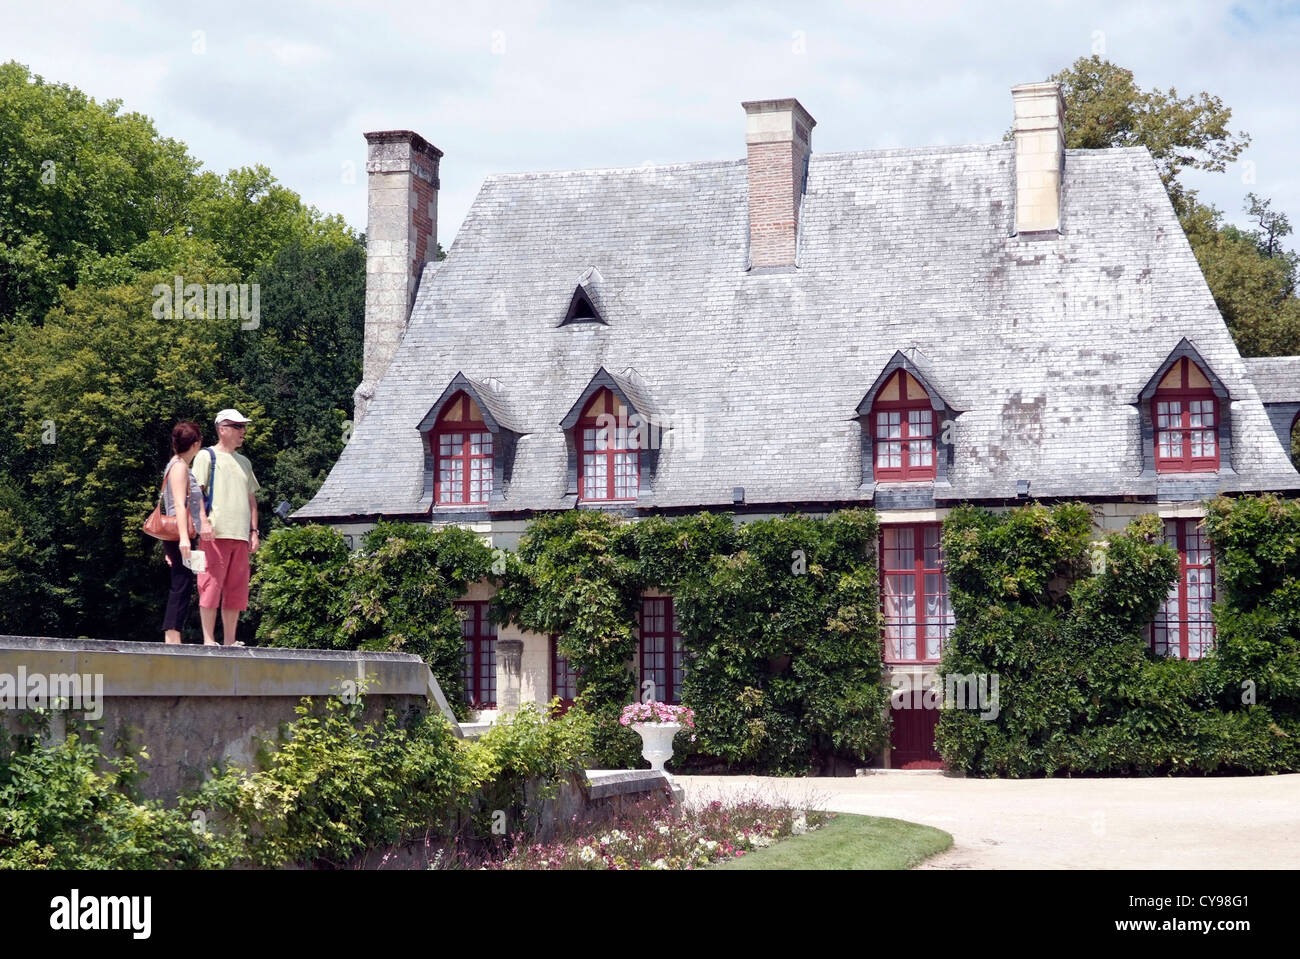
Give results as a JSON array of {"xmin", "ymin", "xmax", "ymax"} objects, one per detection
[
  {"xmin": 651, "ymin": 858, "xmax": 669, "ymax": 870},
  {"xmin": 657, "ymin": 824, "xmax": 670, "ymax": 836},
  {"xmin": 751, "ymin": 835, "xmax": 773, "ymax": 848},
  {"xmin": 579, "ymin": 846, "xmax": 597, "ymax": 863},
  {"xmin": 791, "ymin": 814, "xmax": 808, "ymax": 836}
]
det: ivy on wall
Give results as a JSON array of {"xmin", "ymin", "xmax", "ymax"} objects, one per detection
[
  {"xmin": 937, "ymin": 500, "xmax": 1300, "ymax": 776},
  {"xmin": 250, "ymin": 496, "xmax": 1300, "ymax": 777},
  {"xmin": 494, "ymin": 509, "xmax": 888, "ymax": 773},
  {"xmin": 252, "ymin": 521, "xmax": 496, "ymax": 721}
]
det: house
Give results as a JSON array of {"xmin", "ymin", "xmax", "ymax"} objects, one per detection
[{"xmin": 296, "ymin": 83, "xmax": 1300, "ymax": 766}]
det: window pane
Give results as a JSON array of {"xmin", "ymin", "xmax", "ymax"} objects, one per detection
[
  {"xmin": 883, "ymin": 573, "xmax": 916, "ymax": 660},
  {"xmin": 922, "ymin": 527, "xmax": 941, "ymax": 567},
  {"xmin": 583, "ymin": 452, "xmax": 607, "ymax": 499},
  {"xmin": 614, "ymin": 452, "xmax": 638, "ymax": 499},
  {"xmin": 883, "ymin": 527, "xmax": 915, "ymax": 571}
]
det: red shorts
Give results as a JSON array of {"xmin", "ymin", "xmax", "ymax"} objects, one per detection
[{"xmin": 197, "ymin": 538, "xmax": 251, "ymax": 611}]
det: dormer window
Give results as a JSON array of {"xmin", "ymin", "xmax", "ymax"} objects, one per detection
[
  {"xmin": 432, "ymin": 392, "xmax": 493, "ymax": 505},
  {"xmin": 1153, "ymin": 358, "xmax": 1219, "ymax": 473},
  {"xmin": 871, "ymin": 370, "xmax": 936, "ymax": 481},
  {"xmin": 578, "ymin": 388, "xmax": 639, "ymax": 501}
]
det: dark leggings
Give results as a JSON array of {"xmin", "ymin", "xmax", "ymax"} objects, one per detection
[{"xmin": 162, "ymin": 539, "xmax": 196, "ymax": 633}]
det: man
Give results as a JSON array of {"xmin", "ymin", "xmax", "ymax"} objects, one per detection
[{"xmin": 192, "ymin": 409, "xmax": 261, "ymax": 646}]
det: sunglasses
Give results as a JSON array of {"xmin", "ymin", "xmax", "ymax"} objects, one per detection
[{"xmin": 221, "ymin": 422, "xmax": 247, "ymax": 430}]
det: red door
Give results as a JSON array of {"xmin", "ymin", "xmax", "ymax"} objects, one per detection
[{"xmin": 890, "ymin": 706, "xmax": 943, "ymax": 768}]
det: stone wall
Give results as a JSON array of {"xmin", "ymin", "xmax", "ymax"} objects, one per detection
[{"xmin": 0, "ymin": 636, "xmax": 456, "ymax": 801}]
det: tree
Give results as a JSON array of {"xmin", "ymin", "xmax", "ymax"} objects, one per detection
[
  {"xmin": 0, "ymin": 61, "xmax": 199, "ymax": 324},
  {"xmin": 232, "ymin": 237, "xmax": 365, "ymax": 513},
  {"xmin": 1047, "ymin": 55, "xmax": 1249, "ymax": 217},
  {"xmin": 0, "ymin": 267, "xmax": 268, "ymax": 637},
  {"xmin": 0, "ymin": 62, "xmax": 368, "ymax": 639}
]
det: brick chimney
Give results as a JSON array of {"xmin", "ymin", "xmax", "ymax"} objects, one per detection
[
  {"xmin": 1011, "ymin": 82, "xmax": 1065, "ymax": 234},
  {"xmin": 355, "ymin": 130, "xmax": 442, "ymax": 420},
  {"xmin": 743, "ymin": 98, "xmax": 816, "ymax": 269}
]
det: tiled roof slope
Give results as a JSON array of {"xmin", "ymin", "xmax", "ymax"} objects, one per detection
[
  {"xmin": 297, "ymin": 143, "xmax": 1300, "ymax": 519},
  {"xmin": 1245, "ymin": 357, "xmax": 1300, "ymax": 404}
]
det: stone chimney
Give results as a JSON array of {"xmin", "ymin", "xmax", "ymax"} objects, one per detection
[
  {"xmin": 1011, "ymin": 82, "xmax": 1065, "ymax": 234},
  {"xmin": 355, "ymin": 130, "xmax": 442, "ymax": 420},
  {"xmin": 743, "ymin": 98, "xmax": 816, "ymax": 269}
]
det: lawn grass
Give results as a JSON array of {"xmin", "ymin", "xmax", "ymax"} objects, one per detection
[{"xmin": 711, "ymin": 813, "xmax": 952, "ymax": 870}]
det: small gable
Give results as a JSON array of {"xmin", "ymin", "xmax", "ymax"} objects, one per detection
[
  {"xmin": 1139, "ymin": 339, "xmax": 1228, "ymax": 402},
  {"xmin": 560, "ymin": 266, "xmax": 607, "ymax": 325}
]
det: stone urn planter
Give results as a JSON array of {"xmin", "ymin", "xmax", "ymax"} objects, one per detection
[
  {"xmin": 620, "ymin": 701, "xmax": 696, "ymax": 773},
  {"xmin": 631, "ymin": 722, "xmax": 682, "ymax": 772}
]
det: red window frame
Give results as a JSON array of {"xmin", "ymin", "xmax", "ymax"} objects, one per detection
[
  {"xmin": 578, "ymin": 388, "xmax": 640, "ymax": 502},
  {"xmin": 872, "ymin": 370, "xmax": 937, "ymax": 481},
  {"xmin": 639, "ymin": 597, "xmax": 683, "ymax": 705},
  {"xmin": 550, "ymin": 634, "xmax": 578, "ymax": 711},
  {"xmin": 432, "ymin": 392, "xmax": 493, "ymax": 505},
  {"xmin": 1151, "ymin": 519, "xmax": 1215, "ymax": 660},
  {"xmin": 1152, "ymin": 358, "xmax": 1219, "ymax": 472},
  {"xmin": 455, "ymin": 601, "xmax": 496, "ymax": 708},
  {"xmin": 880, "ymin": 524, "xmax": 953, "ymax": 664}
]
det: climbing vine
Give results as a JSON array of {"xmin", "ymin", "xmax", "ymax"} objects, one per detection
[
  {"xmin": 494, "ymin": 509, "xmax": 888, "ymax": 773},
  {"xmin": 937, "ymin": 500, "xmax": 1300, "ymax": 776}
]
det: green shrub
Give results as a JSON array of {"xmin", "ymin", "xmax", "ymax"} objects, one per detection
[
  {"xmin": 251, "ymin": 523, "xmax": 351, "ymax": 649},
  {"xmin": 0, "ymin": 718, "xmax": 240, "ymax": 869},
  {"xmin": 0, "ymin": 696, "xmax": 599, "ymax": 869},
  {"xmin": 200, "ymin": 696, "xmax": 471, "ymax": 867}
]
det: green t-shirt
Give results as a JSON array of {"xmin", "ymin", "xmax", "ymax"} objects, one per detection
[{"xmin": 192, "ymin": 447, "xmax": 260, "ymax": 542}]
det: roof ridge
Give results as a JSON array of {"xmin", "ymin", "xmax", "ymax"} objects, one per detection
[{"xmin": 484, "ymin": 158, "xmax": 746, "ymax": 182}]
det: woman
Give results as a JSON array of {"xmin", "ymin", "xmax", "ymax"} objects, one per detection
[{"xmin": 161, "ymin": 421, "xmax": 214, "ymax": 644}]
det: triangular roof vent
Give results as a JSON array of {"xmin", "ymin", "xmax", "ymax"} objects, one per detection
[{"xmin": 560, "ymin": 267, "xmax": 607, "ymax": 325}]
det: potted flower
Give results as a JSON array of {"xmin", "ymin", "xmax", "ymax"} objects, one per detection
[{"xmin": 620, "ymin": 701, "xmax": 695, "ymax": 772}]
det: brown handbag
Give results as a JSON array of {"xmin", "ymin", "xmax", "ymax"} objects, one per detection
[{"xmin": 143, "ymin": 461, "xmax": 195, "ymax": 542}]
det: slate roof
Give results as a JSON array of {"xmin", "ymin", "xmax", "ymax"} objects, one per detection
[
  {"xmin": 1245, "ymin": 357, "xmax": 1300, "ymax": 404},
  {"xmin": 297, "ymin": 142, "xmax": 1300, "ymax": 520}
]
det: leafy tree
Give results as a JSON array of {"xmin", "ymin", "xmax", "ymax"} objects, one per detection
[
  {"xmin": 0, "ymin": 268, "xmax": 268, "ymax": 637},
  {"xmin": 0, "ymin": 61, "xmax": 367, "ymax": 639},
  {"xmin": 0, "ymin": 61, "xmax": 199, "ymax": 324},
  {"xmin": 234, "ymin": 237, "xmax": 365, "ymax": 512},
  {"xmin": 1183, "ymin": 197, "xmax": 1300, "ymax": 356},
  {"xmin": 1047, "ymin": 55, "xmax": 1249, "ymax": 216}
]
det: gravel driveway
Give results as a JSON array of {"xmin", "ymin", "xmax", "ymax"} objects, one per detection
[{"xmin": 675, "ymin": 772, "xmax": 1300, "ymax": 869}]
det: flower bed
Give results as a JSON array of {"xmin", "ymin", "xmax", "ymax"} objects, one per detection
[{"xmin": 429, "ymin": 797, "xmax": 830, "ymax": 870}]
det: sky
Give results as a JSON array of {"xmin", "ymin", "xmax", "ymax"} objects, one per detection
[{"xmin": 4, "ymin": 0, "xmax": 1299, "ymax": 253}]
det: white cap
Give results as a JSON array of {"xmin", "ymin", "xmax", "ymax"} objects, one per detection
[{"xmin": 215, "ymin": 408, "xmax": 252, "ymax": 426}]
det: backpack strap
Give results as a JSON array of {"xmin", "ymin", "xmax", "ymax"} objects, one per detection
[{"xmin": 203, "ymin": 447, "xmax": 217, "ymax": 514}]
